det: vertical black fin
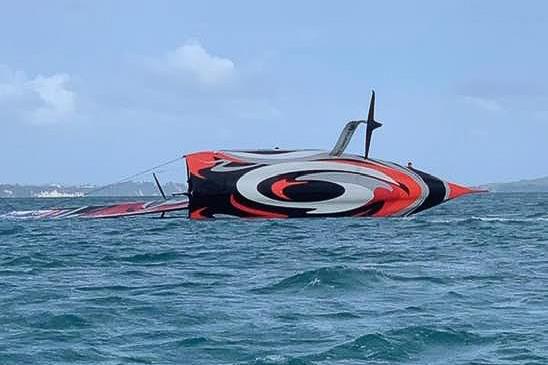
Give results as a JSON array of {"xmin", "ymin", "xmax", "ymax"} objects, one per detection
[
  {"xmin": 329, "ymin": 90, "xmax": 383, "ymax": 158},
  {"xmin": 364, "ymin": 90, "xmax": 382, "ymax": 160}
]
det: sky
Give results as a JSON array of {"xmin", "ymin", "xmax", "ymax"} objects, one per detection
[{"xmin": 1, "ymin": 1, "xmax": 547, "ymax": 186}]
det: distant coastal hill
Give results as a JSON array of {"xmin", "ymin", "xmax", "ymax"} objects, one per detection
[
  {"xmin": 480, "ymin": 176, "xmax": 548, "ymax": 193},
  {"xmin": 0, "ymin": 182, "xmax": 186, "ymax": 198}
]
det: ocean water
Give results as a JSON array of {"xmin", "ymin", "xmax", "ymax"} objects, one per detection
[{"xmin": 0, "ymin": 193, "xmax": 547, "ymax": 365}]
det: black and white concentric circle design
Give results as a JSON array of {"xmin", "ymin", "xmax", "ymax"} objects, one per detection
[{"xmin": 235, "ymin": 161, "xmax": 398, "ymax": 215}]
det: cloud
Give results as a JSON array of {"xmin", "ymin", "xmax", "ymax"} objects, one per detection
[
  {"xmin": 28, "ymin": 74, "xmax": 75, "ymax": 123},
  {"xmin": 456, "ymin": 79, "xmax": 546, "ymax": 99},
  {"xmin": 151, "ymin": 41, "xmax": 236, "ymax": 87},
  {"xmin": 456, "ymin": 79, "xmax": 548, "ymax": 114},
  {"xmin": 462, "ymin": 96, "xmax": 503, "ymax": 112},
  {"xmin": 0, "ymin": 65, "xmax": 75, "ymax": 124}
]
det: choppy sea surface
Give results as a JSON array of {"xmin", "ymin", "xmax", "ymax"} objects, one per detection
[{"xmin": 1, "ymin": 193, "xmax": 547, "ymax": 365}]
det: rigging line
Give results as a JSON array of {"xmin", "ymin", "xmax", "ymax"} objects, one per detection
[
  {"xmin": 0, "ymin": 199, "xmax": 18, "ymax": 212},
  {"xmin": 39, "ymin": 156, "xmax": 184, "ymax": 210}
]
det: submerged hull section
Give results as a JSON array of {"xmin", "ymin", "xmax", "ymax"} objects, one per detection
[
  {"xmin": 186, "ymin": 150, "xmax": 475, "ymax": 219},
  {"xmin": 3, "ymin": 199, "xmax": 189, "ymax": 219}
]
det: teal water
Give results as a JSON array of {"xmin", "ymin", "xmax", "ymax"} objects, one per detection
[{"xmin": 1, "ymin": 193, "xmax": 547, "ymax": 364}]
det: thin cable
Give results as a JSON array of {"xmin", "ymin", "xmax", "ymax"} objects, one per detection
[
  {"xmin": 0, "ymin": 199, "xmax": 18, "ymax": 212},
  {"xmin": 40, "ymin": 156, "xmax": 184, "ymax": 210}
]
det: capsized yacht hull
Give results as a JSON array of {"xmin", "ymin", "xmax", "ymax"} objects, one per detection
[{"xmin": 186, "ymin": 150, "xmax": 478, "ymax": 219}]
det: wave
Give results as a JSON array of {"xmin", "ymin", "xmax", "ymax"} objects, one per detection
[
  {"xmin": 143, "ymin": 220, "xmax": 184, "ymax": 233},
  {"xmin": 174, "ymin": 336, "xmax": 209, "ymax": 347},
  {"xmin": 410, "ymin": 216, "xmax": 548, "ymax": 224},
  {"xmin": 0, "ymin": 223, "xmax": 25, "ymax": 235},
  {"xmin": 253, "ymin": 265, "xmax": 481, "ymax": 293},
  {"xmin": 75, "ymin": 281, "xmax": 202, "ymax": 294},
  {"xmin": 241, "ymin": 326, "xmax": 493, "ymax": 364},
  {"xmin": 303, "ymin": 326, "xmax": 488, "ymax": 362},
  {"xmin": 32, "ymin": 313, "xmax": 89, "ymax": 330},
  {"xmin": 100, "ymin": 251, "xmax": 181, "ymax": 264},
  {"xmin": 81, "ymin": 295, "xmax": 146, "ymax": 306},
  {"xmin": 2, "ymin": 255, "xmax": 66, "ymax": 269},
  {"xmin": 249, "ymin": 355, "xmax": 312, "ymax": 365},
  {"xmin": 253, "ymin": 266, "xmax": 386, "ymax": 293}
]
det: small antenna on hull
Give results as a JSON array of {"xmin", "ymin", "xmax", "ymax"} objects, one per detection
[
  {"xmin": 153, "ymin": 172, "xmax": 167, "ymax": 200},
  {"xmin": 153, "ymin": 172, "xmax": 167, "ymax": 218}
]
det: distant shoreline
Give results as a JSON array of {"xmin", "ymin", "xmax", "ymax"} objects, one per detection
[
  {"xmin": 2, "ymin": 176, "xmax": 548, "ymax": 197},
  {"xmin": 0, "ymin": 182, "xmax": 186, "ymax": 198},
  {"xmin": 478, "ymin": 176, "xmax": 548, "ymax": 193}
]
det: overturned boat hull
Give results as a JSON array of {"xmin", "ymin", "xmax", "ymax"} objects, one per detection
[{"xmin": 186, "ymin": 150, "xmax": 477, "ymax": 219}]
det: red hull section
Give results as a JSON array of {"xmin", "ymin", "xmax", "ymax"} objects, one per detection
[{"xmin": 3, "ymin": 199, "xmax": 189, "ymax": 219}]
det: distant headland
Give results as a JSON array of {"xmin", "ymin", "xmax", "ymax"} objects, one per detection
[{"xmin": 479, "ymin": 176, "xmax": 548, "ymax": 193}]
